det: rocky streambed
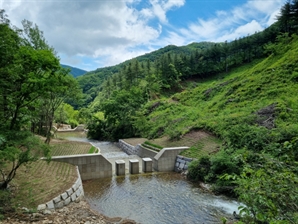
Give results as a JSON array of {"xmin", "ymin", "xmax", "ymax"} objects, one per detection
[{"xmin": 2, "ymin": 200, "xmax": 136, "ymax": 224}]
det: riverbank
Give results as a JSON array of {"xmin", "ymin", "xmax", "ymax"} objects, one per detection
[{"xmin": 1, "ymin": 199, "xmax": 136, "ymax": 224}]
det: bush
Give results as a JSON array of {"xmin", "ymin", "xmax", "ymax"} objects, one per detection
[
  {"xmin": 67, "ymin": 118, "xmax": 79, "ymax": 129},
  {"xmin": 223, "ymin": 124, "xmax": 270, "ymax": 151},
  {"xmin": 187, "ymin": 156, "xmax": 211, "ymax": 182},
  {"xmin": 210, "ymin": 150, "xmax": 242, "ymax": 176}
]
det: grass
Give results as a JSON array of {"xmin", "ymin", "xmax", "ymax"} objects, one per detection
[
  {"xmin": 10, "ymin": 160, "xmax": 77, "ymax": 209},
  {"xmin": 50, "ymin": 140, "xmax": 92, "ymax": 156},
  {"xmin": 6, "ymin": 136, "xmax": 93, "ymax": 210},
  {"xmin": 88, "ymin": 146, "xmax": 99, "ymax": 153}
]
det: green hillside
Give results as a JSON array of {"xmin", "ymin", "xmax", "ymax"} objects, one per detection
[
  {"xmin": 76, "ymin": 42, "xmax": 214, "ymax": 106},
  {"xmin": 137, "ymin": 35, "xmax": 298, "ymax": 141}
]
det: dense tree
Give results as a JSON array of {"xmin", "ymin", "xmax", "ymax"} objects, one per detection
[{"xmin": 0, "ymin": 12, "xmax": 79, "ymax": 189}]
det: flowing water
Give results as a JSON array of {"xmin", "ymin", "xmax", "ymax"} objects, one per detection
[
  {"xmin": 56, "ymin": 132, "xmax": 242, "ymax": 224},
  {"xmin": 83, "ymin": 173, "xmax": 241, "ymax": 224}
]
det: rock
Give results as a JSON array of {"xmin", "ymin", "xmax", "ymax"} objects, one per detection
[
  {"xmin": 37, "ymin": 204, "xmax": 47, "ymax": 211},
  {"xmin": 43, "ymin": 209, "xmax": 52, "ymax": 215},
  {"xmin": 2, "ymin": 199, "xmax": 115, "ymax": 224}
]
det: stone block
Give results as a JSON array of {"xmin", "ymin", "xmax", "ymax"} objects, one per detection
[
  {"xmin": 184, "ymin": 157, "xmax": 193, "ymax": 162},
  {"xmin": 46, "ymin": 200, "xmax": 55, "ymax": 210},
  {"xmin": 115, "ymin": 160, "xmax": 125, "ymax": 176},
  {"xmin": 53, "ymin": 196, "xmax": 61, "ymax": 204},
  {"xmin": 177, "ymin": 158, "xmax": 184, "ymax": 163},
  {"xmin": 142, "ymin": 158, "xmax": 152, "ymax": 172},
  {"xmin": 55, "ymin": 201, "xmax": 64, "ymax": 209},
  {"xmin": 79, "ymin": 185, "xmax": 84, "ymax": 196},
  {"xmin": 64, "ymin": 197, "xmax": 71, "ymax": 206},
  {"xmin": 76, "ymin": 188, "xmax": 81, "ymax": 197},
  {"xmin": 61, "ymin": 192, "xmax": 68, "ymax": 200},
  {"xmin": 66, "ymin": 188, "xmax": 73, "ymax": 196},
  {"xmin": 129, "ymin": 159, "xmax": 139, "ymax": 174},
  {"xmin": 71, "ymin": 193, "xmax": 77, "ymax": 202},
  {"xmin": 179, "ymin": 163, "xmax": 185, "ymax": 169},
  {"xmin": 75, "ymin": 179, "xmax": 80, "ymax": 190}
]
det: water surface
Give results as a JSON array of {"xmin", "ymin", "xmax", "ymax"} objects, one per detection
[{"xmin": 84, "ymin": 172, "xmax": 241, "ymax": 224}]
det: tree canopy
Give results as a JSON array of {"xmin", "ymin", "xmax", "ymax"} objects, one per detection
[{"xmin": 0, "ymin": 11, "xmax": 80, "ymax": 189}]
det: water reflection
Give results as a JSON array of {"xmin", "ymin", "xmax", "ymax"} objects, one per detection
[{"xmin": 84, "ymin": 172, "xmax": 241, "ymax": 224}]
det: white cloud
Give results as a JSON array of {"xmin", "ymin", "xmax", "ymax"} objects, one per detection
[
  {"xmin": 3, "ymin": 0, "xmax": 185, "ymax": 69},
  {"xmin": 168, "ymin": 0, "xmax": 284, "ymax": 45},
  {"xmin": 149, "ymin": 0, "xmax": 185, "ymax": 23},
  {"xmin": 1, "ymin": 0, "xmax": 284, "ymax": 70}
]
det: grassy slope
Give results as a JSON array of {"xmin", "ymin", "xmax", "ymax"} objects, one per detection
[
  {"xmin": 142, "ymin": 36, "xmax": 298, "ymax": 154},
  {"xmin": 9, "ymin": 135, "xmax": 94, "ymax": 209}
]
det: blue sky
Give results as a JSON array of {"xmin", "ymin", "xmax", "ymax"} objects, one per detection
[{"xmin": 2, "ymin": 0, "xmax": 284, "ymax": 71}]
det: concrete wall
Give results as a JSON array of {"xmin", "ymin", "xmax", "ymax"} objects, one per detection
[
  {"xmin": 118, "ymin": 140, "xmax": 158, "ymax": 159},
  {"xmin": 37, "ymin": 166, "xmax": 84, "ymax": 211},
  {"xmin": 174, "ymin": 155, "xmax": 193, "ymax": 172},
  {"xmin": 119, "ymin": 140, "xmax": 189, "ymax": 172},
  {"xmin": 50, "ymin": 154, "xmax": 112, "ymax": 180},
  {"xmin": 153, "ymin": 147, "xmax": 189, "ymax": 172}
]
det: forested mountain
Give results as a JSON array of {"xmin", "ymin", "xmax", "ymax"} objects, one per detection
[
  {"xmin": 83, "ymin": 2, "xmax": 298, "ymax": 223},
  {"xmin": 76, "ymin": 42, "xmax": 214, "ymax": 106},
  {"xmin": 61, "ymin": 64, "xmax": 87, "ymax": 77}
]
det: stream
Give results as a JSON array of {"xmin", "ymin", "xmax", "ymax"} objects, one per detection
[{"xmin": 56, "ymin": 132, "xmax": 242, "ymax": 224}]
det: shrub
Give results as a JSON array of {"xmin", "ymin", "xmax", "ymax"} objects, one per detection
[
  {"xmin": 223, "ymin": 124, "xmax": 270, "ymax": 151},
  {"xmin": 187, "ymin": 156, "xmax": 211, "ymax": 182}
]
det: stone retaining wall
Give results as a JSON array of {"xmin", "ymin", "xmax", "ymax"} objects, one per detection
[
  {"xmin": 119, "ymin": 140, "xmax": 189, "ymax": 172},
  {"xmin": 174, "ymin": 155, "xmax": 193, "ymax": 172},
  {"xmin": 118, "ymin": 140, "xmax": 158, "ymax": 159},
  {"xmin": 37, "ymin": 166, "xmax": 84, "ymax": 211}
]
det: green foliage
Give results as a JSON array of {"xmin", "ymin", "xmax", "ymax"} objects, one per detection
[
  {"xmin": 87, "ymin": 116, "xmax": 108, "ymax": 140},
  {"xmin": 222, "ymin": 124, "xmax": 270, "ymax": 152},
  {"xmin": 142, "ymin": 141, "xmax": 163, "ymax": 152},
  {"xmin": 0, "ymin": 131, "xmax": 50, "ymax": 189},
  {"xmin": 88, "ymin": 87, "xmax": 147, "ymax": 140},
  {"xmin": 234, "ymin": 153, "xmax": 298, "ymax": 223},
  {"xmin": 88, "ymin": 146, "xmax": 98, "ymax": 154},
  {"xmin": 187, "ymin": 156, "xmax": 211, "ymax": 182}
]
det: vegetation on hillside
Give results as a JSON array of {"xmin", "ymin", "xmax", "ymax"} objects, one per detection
[{"xmin": 83, "ymin": 2, "xmax": 298, "ymax": 223}]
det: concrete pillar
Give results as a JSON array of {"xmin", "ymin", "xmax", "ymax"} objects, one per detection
[
  {"xmin": 115, "ymin": 160, "xmax": 125, "ymax": 176},
  {"xmin": 142, "ymin": 158, "xmax": 153, "ymax": 172},
  {"xmin": 129, "ymin": 159, "xmax": 139, "ymax": 174}
]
